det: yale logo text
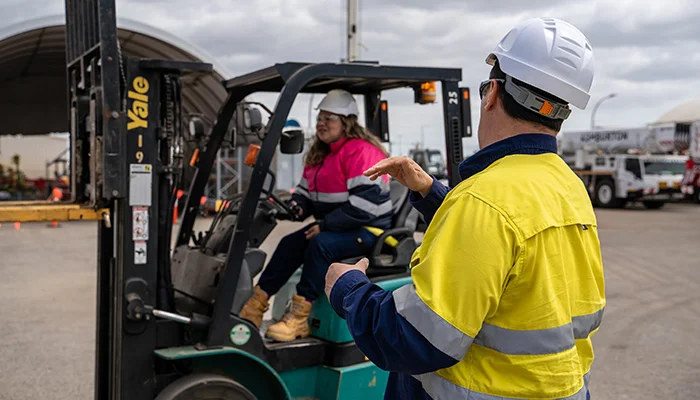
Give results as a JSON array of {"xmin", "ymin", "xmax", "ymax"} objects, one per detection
[{"xmin": 128, "ymin": 76, "xmax": 149, "ymax": 130}]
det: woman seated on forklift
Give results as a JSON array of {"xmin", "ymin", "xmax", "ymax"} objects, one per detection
[{"xmin": 240, "ymin": 89, "xmax": 393, "ymax": 342}]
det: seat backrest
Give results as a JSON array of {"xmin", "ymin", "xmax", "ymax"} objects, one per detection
[{"xmin": 388, "ymin": 179, "xmax": 415, "ymax": 228}]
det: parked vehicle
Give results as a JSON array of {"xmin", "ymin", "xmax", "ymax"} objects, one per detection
[{"xmin": 558, "ymin": 127, "xmax": 688, "ymax": 209}]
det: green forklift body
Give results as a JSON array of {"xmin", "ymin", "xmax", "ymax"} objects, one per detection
[
  {"xmin": 155, "ymin": 346, "xmax": 390, "ymax": 400},
  {"xmin": 280, "ymin": 362, "xmax": 389, "ymax": 400},
  {"xmin": 155, "ymin": 346, "xmax": 291, "ymax": 399},
  {"xmin": 272, "ymin": 270, "xmax": 412, "ymax": 343},
  {"xmin": 308, "ymin": 275, "xmax": 412, "ymax": 343}
]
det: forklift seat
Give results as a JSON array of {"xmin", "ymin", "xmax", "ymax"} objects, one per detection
[{"xmin": 342, "ymin": 179, "xmax": 419, "ymax": 279}]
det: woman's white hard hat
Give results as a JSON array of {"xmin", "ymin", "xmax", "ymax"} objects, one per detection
[
  {"xmin": 486, "ymin": 17, "xmax": 595, "ymax": 109},
  {"xmin": 316, "ymin": 89, "xmax": 359, "ymax": 116}
]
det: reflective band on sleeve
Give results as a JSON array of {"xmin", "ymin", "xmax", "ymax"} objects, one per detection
[
  {"xmin": 393, "ymin": 284, "xmax": 474, "ymax": 361},
  {"xmin": 295, "ymin": 187, "xmax": 310, "ymax": 199},
  {"xmin": 413, "ymin": 372, "xmax": 590, "ymax": 400},
  {"xmin": 314, "ymin": 192, "xmax": 349, "ymax": 203},
  {"xmin": 298, "ymin": 178, "xmax": 308, "ymax": 189},
  {"xmin": 347, "ymin": 175, "xmax": 390, "ymax": 193},
  {"xmin": 348, "ymin": 195, "xmax": 393, "ymax": 216},
  {"xmin": 474, "ymin": 322, "xmax": 575, "ymax": 355},
  {"xmin": 573, "ymin": 308, "xmax": 605, "ymax": 339}
]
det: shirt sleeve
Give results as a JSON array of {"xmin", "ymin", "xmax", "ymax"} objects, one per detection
[
  {"xmin": 330, "ymin": 270, "xmax": 459, "ymax": 374},
  {"xmin": 408, "ymin": 177, "xmax": 451, "ymax": 225},
  {"xmin": 291, "ymin": 178, "xmax": 314, "ymax": 220},
  {"xmin": 330, "ymin": 191, "xmax": 521, "ymax": 374}
]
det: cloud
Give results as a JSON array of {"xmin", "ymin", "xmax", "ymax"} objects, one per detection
[{"xmin": 1, "ymin": 0, "xmax": 700, "ymax": 156}]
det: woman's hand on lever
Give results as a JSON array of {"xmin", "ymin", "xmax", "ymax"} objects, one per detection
[
  {"xmin": 289, "ymin": 200, "xmax": 304, "ymax": 218},
  {"xmin": 364, "ymin": 156, "xmax": 433, "ymax": 197}
]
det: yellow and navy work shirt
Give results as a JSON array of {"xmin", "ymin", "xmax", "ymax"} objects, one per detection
[{"xmin": 330, "ymin": 134, "xmax": 606, "ymax": 400}]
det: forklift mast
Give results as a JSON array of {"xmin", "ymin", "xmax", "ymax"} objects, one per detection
[{"xmin": 64, "ymin": 1, "xmax": 212, "ymax": 398}]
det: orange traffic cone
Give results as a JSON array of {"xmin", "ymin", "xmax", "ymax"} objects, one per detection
[
  {"xmin": 49, "ymin": 187, "xmax": 64, "ymax": 228},
  {"xmin": 14, "ymin": 222, "xmax": 20, "ymax": 231}
]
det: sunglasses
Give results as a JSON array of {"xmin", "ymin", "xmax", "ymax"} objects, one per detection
[
  {"xmin": 479, "ymin": 78, "xmax": 505, "ymax": 99},
  {"xmin": 316, "ymin": 114, "xmax": 341, "ymax": 123}
]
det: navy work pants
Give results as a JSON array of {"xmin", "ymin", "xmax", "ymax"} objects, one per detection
[{"xmin": 257, "ymin": 223, "xmax": 377, "ymax": 301}]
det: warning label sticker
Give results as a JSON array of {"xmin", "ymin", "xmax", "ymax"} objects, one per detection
[
  {"xmin": 129, "ymin": 164, "xmax": 152, "ymax": 206},
  {"xmin": 134, "ymin": 241, "xmax": 147, "ymax": 264},
  {"xmin": 133, "ymin": 207, "xmax": 149, "ymax": 241}
]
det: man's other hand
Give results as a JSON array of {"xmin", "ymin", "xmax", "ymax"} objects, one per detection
[{"xmin": 325, "ymin": 258, "xmax": 369, "ymax": 299}]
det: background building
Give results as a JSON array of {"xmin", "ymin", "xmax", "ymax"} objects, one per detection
[{"xmin": 0, "ymin": 15, "xmax": 262, "ymax": 201}]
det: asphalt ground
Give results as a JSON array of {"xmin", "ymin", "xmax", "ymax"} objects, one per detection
[{"xmin": 0, "ymin": 203, "xmax": 698, "ymax": 399}]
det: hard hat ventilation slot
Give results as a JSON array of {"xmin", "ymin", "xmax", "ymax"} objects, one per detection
[
  {"xmin": 561, "ymin": 35, "xmax": 584, "ymax": 48},
  {"xmin": 557, "ymin": 46, "xmax": 582, "ymax": 58},
  {"xmin": 554, "ymin": 56, "xmax": 578, "ymax": 69}
]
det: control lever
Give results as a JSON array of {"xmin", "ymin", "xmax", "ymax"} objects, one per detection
[
  {"xmin": 152, "ymin": 309, "xmax": 211, "ymax": 329},
  {"xmin": 124, "ymin": 279, "xmax": 210, "ymax": 329},
  {"xmin": 268, "ymin": 192, "xmax": 301, "ymax": 221}
]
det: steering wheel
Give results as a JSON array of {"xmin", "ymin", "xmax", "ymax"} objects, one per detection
[{"xmin": 263, "ymin": 192, "xmax": 302, "ymax": 222}]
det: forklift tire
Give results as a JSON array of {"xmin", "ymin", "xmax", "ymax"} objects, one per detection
[
  {"xmin": 155, "ymin": 373, "xmax": 257, "ymax": 400},
  {"xmin": 642, "ymin": 201, "xmax": 665, "ymax": 210},
  {"xmin": 594, "ymin": 179, "xmax": 623, "ymax": 208}
]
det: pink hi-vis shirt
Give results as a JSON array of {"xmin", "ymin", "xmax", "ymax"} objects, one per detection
[{"xmin": 291, "ymin": 137, "xmax": 392, "ymax": 232}]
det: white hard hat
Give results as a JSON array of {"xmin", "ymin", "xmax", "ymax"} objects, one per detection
[
  {"xmin": 486, "ymin": 17, "xmax": 595, "ymax": 110},
  {"xmin": 316, "ymin": 89, "xmax": 359, "ymax": 116}
]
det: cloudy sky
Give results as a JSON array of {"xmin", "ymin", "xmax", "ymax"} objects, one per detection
[{"xmin": 2, "ymin": 0, "xmax": 699, "ymax": 156}]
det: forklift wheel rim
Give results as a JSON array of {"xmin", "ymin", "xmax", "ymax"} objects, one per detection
[{"xmin": 155, "ymin": 373, "xmax": 258, "ymax": 400}]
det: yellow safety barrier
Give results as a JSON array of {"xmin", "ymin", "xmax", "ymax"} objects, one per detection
[{"xmin": 0, "ymin": 203, "xmax": 109, "ymax": 223}]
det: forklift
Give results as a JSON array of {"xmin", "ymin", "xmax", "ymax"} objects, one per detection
[{"xmin": 0, "ymin": 1, "xmax": 473, "ymax": 399}]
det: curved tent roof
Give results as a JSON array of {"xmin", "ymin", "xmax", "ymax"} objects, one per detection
[
  {"xmin": 653, "ymin": 98, "xmax": 700, "ymax": 125},
  {"xmin": 0, "ymin": 15, "xmax": 231, "ymax": 135}
]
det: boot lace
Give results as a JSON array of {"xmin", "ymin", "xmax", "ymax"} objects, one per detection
[{"xmin": 281, "ymin": 300, "xmax": 305, "ymax": 322}]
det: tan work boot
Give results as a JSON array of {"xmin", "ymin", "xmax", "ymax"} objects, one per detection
[
  {"xmin": 265, "ymin": 294, "xmax": 312, "ymax": 342},
  {"xmin": 239, "ymin": 286, "xmax": 269, "ymax": 328}
]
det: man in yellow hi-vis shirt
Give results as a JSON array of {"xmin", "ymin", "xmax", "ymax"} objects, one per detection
[{"xmin": 325, "ymin": 17, "xmax": 605, "ymax": 400}]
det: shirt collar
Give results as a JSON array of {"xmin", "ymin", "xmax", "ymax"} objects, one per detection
[
  {"xmin": 329, "ymin": 137, "xmax": 349, "ymax": 154},
  {"xmin": 459, "ymin": 133, "xmax": 558, "ymax": 180}
]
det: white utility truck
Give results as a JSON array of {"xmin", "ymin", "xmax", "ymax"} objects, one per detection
[{"xmin": 558, "ymin": 127, "xmax": 687, "ymax": 209}]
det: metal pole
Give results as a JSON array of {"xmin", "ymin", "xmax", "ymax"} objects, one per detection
[
  {"xmin": 420, "ymin": 125, "xmax": 430, "ymax": 148},
  {"xmin": 308, "ymin": 94, "xmax": 316, "ymax": 128},
  {"xmin": 590, "ymin": 93, "xmax": 617, "ymax": 129},
  {"xmin": 216, "ymin": 148, "xmax": 222, "ymax": 199},
  {"xmin": 237, "ymin": 146, "xmax": 243, "ymax": 193},
  {"xmin": 347, "ymin": 0, "xmax": 358, "ymax": 62}
]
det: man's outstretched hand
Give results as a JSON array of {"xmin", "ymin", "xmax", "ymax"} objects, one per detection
[{"xmin": 364, "ymin": 156, "xmax": 433, "ymax": 197}]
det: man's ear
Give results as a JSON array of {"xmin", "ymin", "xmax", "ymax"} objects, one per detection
[{"xmin": 484, "ymin": 81, "xmax": 500, "ymax": 111}]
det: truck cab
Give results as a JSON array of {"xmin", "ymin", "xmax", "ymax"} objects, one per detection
[
  {"xmin": 582, "ymin": 153, "xmax": 686, "ymax": 208},
  {"xmin": 408, "ymin": 148, "xmax": 447, "ymax": 180}
]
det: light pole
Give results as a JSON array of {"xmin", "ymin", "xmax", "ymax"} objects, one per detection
[
  {"xmin": 420, "ymin": 125, "xmax": 430, "ymax": 148},
  {"xmin": 590, "ymin": 93, "xmax": 617, "ymax": 129}
]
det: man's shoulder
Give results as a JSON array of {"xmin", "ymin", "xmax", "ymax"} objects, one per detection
[{"xmin": 460, "ymin": 153, "xmax": 597, "ymax": 238}]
